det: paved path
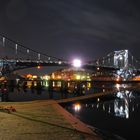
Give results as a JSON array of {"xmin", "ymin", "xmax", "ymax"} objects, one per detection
[{"xmin": 0, "ymin": 100, "xmax": 102, "ymax": 140}]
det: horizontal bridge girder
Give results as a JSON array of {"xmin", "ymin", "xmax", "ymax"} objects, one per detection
[{"xmin": 16, "ymin": 61, "xmax": 70, "ymax": 67}]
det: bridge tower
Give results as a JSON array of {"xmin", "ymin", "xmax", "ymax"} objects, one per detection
[
  {"xmin": 113, "ymin": 50, "xmax": 128, "ymax": 69},
  {"xmin": 113, "ymin": 50, "xmax": 134, "ymax": 80}
]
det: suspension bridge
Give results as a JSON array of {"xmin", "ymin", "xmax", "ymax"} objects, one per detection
[{"xmin": 0, "ymin": 34, "xmax": 140, "ymax": 79}]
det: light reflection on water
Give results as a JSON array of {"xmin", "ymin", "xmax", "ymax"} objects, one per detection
[
  {"xmin": 73, "ymin": 103, "xmax": 81, "ymax": 112},
  {"xmin": 63, "ymin": 85, "xmax": 140, "ymax": 140},
  {"xmin": 72, "ymin": 90, "xmax": 139, "ymax": 119},
  {"xmin": 114, "ymin": 90, "xmax": 133, "ymax": 119}
]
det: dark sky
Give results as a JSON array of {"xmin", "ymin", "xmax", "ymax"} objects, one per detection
[{"xmin": 0, "ymin": 0, "xmax": 140, "ymax": 74}]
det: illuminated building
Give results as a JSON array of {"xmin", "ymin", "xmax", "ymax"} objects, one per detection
[
  {"xmin": 49, "ymin": 68, "xmax": 91, "ymax": 81},
  {"xmin": 24, "ymin": 74, "xmax": 50, "ymax": 88}
]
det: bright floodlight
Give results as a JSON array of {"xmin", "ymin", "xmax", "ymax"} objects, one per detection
[{"xmin": 73, "ymin": 59, "xmax": 82, "ymax": 68}]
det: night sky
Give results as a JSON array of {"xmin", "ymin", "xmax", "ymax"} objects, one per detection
[{"xmin": 0, "ymin": 0, "xmax": 140, "ymax": 74}]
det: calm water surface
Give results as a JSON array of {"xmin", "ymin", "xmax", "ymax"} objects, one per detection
[{"xmin": 62, "ymin": 83, "xmax": 140, "ymax": 140}]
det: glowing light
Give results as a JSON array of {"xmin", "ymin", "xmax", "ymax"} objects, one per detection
[
  {"xmin": 82, "ymin": 76, "xmax": 85, "ymax": 79},
  {"xmin": 87, "ymin": 76, "xmax": 90, "ymax": 79},
  {"xmin": 74, "ymin": 103, "xmax": 81, "ymax": 112},
  {"xmin": 26, "ymin": 74, "xmax": 32, "ymax": 78},
  {"xmin": 33, "ymin": 75, "xmax": 37, "ymax": 79},
  {"xmin": 119, "ymin": 56, "xmax": 123, "ymax": 60},
  {"xmin": 116, "ymin": 92, "xmax": 123, "ymax": 98},
  {"xmin": 53, "ymin": 81, "xmax": 55, "ymax": 87},
  {"xmin": 44, "ymin": 81, "xmax": 49, "ymax": 87},
  {"xmin": 116, "ymin": 78, "xmax": 120, "ymax": 82},
  {"xmin": 87, "ymin": 82, "xmax": 91, "ymax": 88},
  {"xmin": 58, "ymin": 61, "xmax": 62, "ymax": 64},
  {"xmin": 97, "ymin": 67, "xmax": 100, "ymax": 70},
  {"xmin": 42, "ymin": 75, "xmax": 50, "ymax": 80},
  {"xmin": 114, "ymin": 99, "xmax": 129, "ymax": 119},
  {"xmin": 116, "ymin": 84, "xmax": 120, "ymax": 90},
  {"xmin": 37, "ymin": 65, "xmax": 41, "ymax": 69},
  {"xmin": 76, "ymin": 75, "xmax": 81, "ymax": 80},
  {"xmin": 73, "ymin": 59, "xmax": 82, "ymax": 68},
  {"xmin": 52, "ymin": 73, "xmax": 55, "ymax": 79},
  {"xmin": 57, "ymin": 81, "xmax": 61, "ymax": 87},
  {"xmin": 57, "ymin": 75, "xmax": 61, "ymax": 79},
  {"xmin": 97, "ymin": 98, "xmax": 100, "ymax": 102}
]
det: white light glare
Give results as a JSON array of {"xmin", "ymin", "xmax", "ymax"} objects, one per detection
[{"xmin": 73, "ymin": 59, "xmax": 82, "ymax": 68}]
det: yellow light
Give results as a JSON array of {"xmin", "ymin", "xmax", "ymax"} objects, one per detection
[
  {"xmin": 0, "ymin": 77, "xmax": 6, "ymax": 81},
  {"xmin": 87, "ymin": 82, "xmax": 91, "ymax": 88},
  {"xmin": 87, "ymin": 78, "xmax": 91, "ymax": 81},
  {"xmin": 87, "ymin": 76, "xmax": 90, "ymax": 79},
  {"xmin": 52, "ymin": 73, "xmax": 55, "ymax": 79},
  {"xmin": 26, "ymin": 74, "xmax": 32, "ymax": 79},
  {"xmin": 57, "ymin": 81, "xmax": 61, "ymax": 87},
  {"xmin": 33, "ymin": 75, "xmax": 37, "ymax": 79},
  {"xmin": 76, "ymin": 75, "xmax": 81, "ymax": 80},
  {"xmin": 57, "ymin": 76, "xmax": 61, "ymax": 79},
  {"xmin": 82, "ymin": 76, "xmax": 85, "ymax": 79},
  {"xmin": 42, "ymin": 75, "xmax": 50, "ymax": 80},
  {"xmin": 37, "ymin": 65, "xmax": 41, "ymax": 69}
]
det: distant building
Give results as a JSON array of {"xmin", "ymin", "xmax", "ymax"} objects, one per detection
[{"xmin": 50, "ymin": 68, "xmax": 91, "ymax": 81}]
